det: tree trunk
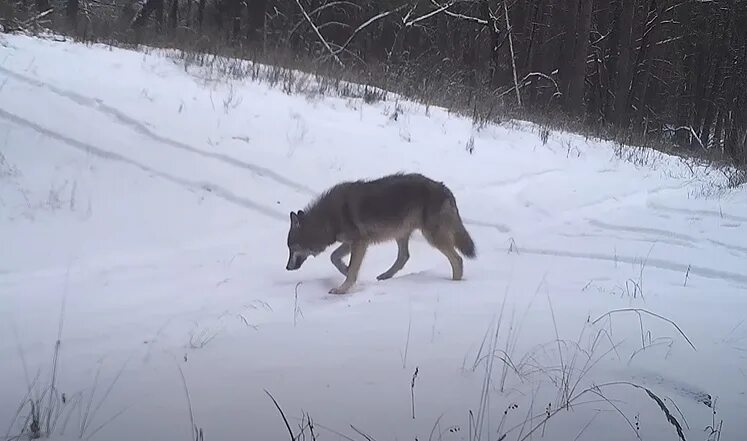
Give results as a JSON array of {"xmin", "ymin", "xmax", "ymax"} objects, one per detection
[
  {"xmin": 629, "ymin": 0, "xmax": 663, "ymax": 128},
  {"xmin": 197, "ymin": 0, "xmax": 205, "ymax": 31},
  {"xmin": 133, "ymin": 0, "xmax": 161, "ymax": 28},
  {"xmin": 566, "ymin": 0, "xmax": 592, "ymax": 114},
  {"xmin": 712, "ymin": 109, "xmax": 724, "ymax": 152},
  {"xmin": 168, "ymin": 0, "xmax": 177, "ymax": 36},
  {"xmin": 155, "ymin": 0, "xmax": 163, "ymax": 26},
  {"xmin": 700, "ymin": 59, "xmax": 723, "ymax": 149},
  {"xmin": 231, "ymin": 0, "xmax": 241, "ymax": 41},
  {"xmin": 503, "ymin": 0, "xmax": 521, "ymax": 106},
  {"xmin": 246, "ymin": 0, "xmax": 267, "ymax": 48},
  {"xmin": 66, "ymin": 0, "xmax": 79, "ymax": 29},
  {"xmin": 527, "ymin": 0, "xmax": 550, "ymax": 105},
  {"xmin": 612, "ymin": 0, "xmax": 635, "ymax": 127},
  {"xmin": 558, "ymin": 0, "xmax": 580, "ymax": 105}
]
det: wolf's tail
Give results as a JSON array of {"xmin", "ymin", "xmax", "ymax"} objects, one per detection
[
  {"xmin": 444, "ymin": 191, "xmax": 476, "ymax": 258},
  {"xmin": 439, "ymin": 181, "xmax": 476, "ymax": 258},
  {"xmin": 454, "ymin": 219, "xmax": 477, "ymax": 258}
]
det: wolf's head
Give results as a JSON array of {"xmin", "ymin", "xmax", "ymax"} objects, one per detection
[{"xmin": 286, "ymin": 210, "xmax": 327, "ymax": 271}]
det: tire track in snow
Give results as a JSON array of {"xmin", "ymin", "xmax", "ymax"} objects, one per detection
[
  {"xmin": 0, "ymin": 108, "xmax": 285, "ymax": 220},
  {"xmin": 463, "ymin": 170, "xmax": 689, "ymax": 240},
  {"xmin": 519, "ymin": 246, "xmax": 747, "ymax": 285},
  {"xmin": 588, "ymin": 219, "xmax": 747, "ymax": 256},
  {"xmin": 558, "ymin": 231, "xmax": 694, "ymax": 249},
  {"xmin": 453, "ymin": 168, "xmax": 562, "ymax": 192},
  {"xmin": 462, "ymin": 218, "xmax": 511, "ymax": 233},
  {"xmin": 587, "ymin": 219, "xmax": 695, "ymax": 242},
  {"xmin": 0, "ymin": 66, "xmax": 316, "ymax": 196},
  {"xmin": 647, "ymin": 199, "xmax": 747, "ymax": 223},
  {"xmin": 494, "ymin": 168, "xmax": 562, "ymax": 185}
]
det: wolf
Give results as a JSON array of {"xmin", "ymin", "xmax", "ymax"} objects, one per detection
[{"xmin": 285, "ymin": 172, "xmax": 476, "ymax": 294}]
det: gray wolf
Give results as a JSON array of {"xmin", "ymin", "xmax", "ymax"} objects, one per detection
[{"xmin": 285, "ymin": 172, "xmax": 476, "ymax": 294}]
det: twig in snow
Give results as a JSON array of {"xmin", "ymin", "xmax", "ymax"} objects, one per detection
[
  {"xmin": 410, "ymin": 367, "xmax": 419, "ymax": 419},
  {"xmin": 177, "ymin": 365, "xmax": 204, "ymax": 441},
  {"xmin": 350, "ymin": 424, "xmax": 377, "ymax": 441},
  {"xmin": 401, "ymin": 303, "xmax": 413, "ymax": 368},
  {"xmin": 294, "ymin": 282, "xmax": 304, "ymax": 327},
  {"xmin": 265, "ymin": 389, "xmax": 295, "ymax": 440}
]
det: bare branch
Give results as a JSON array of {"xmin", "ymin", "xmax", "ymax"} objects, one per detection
[
  {"xmin": 293, "ymin": 0, "xmax": 345, "ymax": 67},
  {"xmin": 591, "ymin": 30, "xmax": 612, "ymax": 46},
  {"xmin": 667, "ymin": 126, "xmax": 706, "ymax": 150},
  {"xmin": 427, "ymin": 0, "xmax": 488, "ymax": 25},
  {"xmin": 405, "ymin": 1, "xmax": 454, "ymax": 27},
  {"xmin": 6, "ymin": 7, "xmax": 55, "ymax": 31},
  {"xmin": 331, "ymin": 5, "xmax": 407, "ymax": 56},
  {"xmin": 495, "ymin": 72, "xmax": 560, "ymax": 101},
  {"xmin": 26, "ymin": 8, "xmax": 55, "ymax": 24},
  {"xmin": 655, "ymin": 36, "xmax": 683, "ymax": 46},
  {"xmin": 324, "ymin": 42, "xmax": 367, "ymax": 66},
  {"xmin": 288, "ymin": 1, "xmax": 360, "ymax": 40},
  {"xmin": 402, "ymin": 1, "xmax": 420, "ymax": 24},
  {"xmin": 316, "ymin": 21, "xmax": 352, "ymax": 32}
]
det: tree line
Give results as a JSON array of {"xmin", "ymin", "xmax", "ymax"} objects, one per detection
[{"xmin": 3, "ymin": 0, "xmax": 746, "ymax": 165}]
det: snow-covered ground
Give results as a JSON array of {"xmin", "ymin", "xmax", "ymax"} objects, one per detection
[{"xmin": 1, "ymin": 33, "xmax": 745, "ymax": 441}]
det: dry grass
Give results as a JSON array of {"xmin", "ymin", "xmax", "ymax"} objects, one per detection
[{"xmin": 5, "ymin": 279, "xmax": 127, "ymax": 441}]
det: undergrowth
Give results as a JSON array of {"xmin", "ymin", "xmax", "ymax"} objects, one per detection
[
  {"xmin": 5, "ymin": 281, "xmax": 127, "ymax": 441},
  {"xmin": 260, "ymin": 285, "xmax": 711, "ymax": 441}
]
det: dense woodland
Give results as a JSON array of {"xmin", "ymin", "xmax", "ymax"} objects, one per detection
[{"xmin": 2, "ymin": 0, "xmax": 746, "ymax": 166}]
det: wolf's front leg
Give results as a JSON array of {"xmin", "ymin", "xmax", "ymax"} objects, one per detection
[
  {"xmin": 329, "ymin": 241, "xmax": 367, "ymax": 294},
  {"xmin": 330, "ymin": 242, "xmax": 351, "ymax": 276},
  {"xmin": 377, "ymin": 236, "xmax": 411, "ymax": 280}
]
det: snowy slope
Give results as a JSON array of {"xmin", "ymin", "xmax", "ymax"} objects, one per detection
[{"xmin": 1, "ymin": 33, "xmax": 746, "ymax": 441}]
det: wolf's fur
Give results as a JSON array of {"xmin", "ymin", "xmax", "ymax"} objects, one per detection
[{"xmin": 286, "ymin": 172, "xmax": 476, "ymax": 294}]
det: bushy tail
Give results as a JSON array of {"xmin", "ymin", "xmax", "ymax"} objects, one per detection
[
  {"xmin": 454, "ymin": 220, "xmax": 477, "ymax": 258},
  {"xmin": 440, "ymin": 183, "xmax": 476, "ymax": 258}
]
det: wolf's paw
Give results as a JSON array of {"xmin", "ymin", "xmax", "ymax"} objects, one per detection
[
  {"xmin": 376, "ymin": 273, "xmax": 393, "ymax": 281},
  {"xmin": 329, "ymin": 286, "xmax": 349, "ymax": 294}
]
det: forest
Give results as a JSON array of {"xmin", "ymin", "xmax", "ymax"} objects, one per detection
[{"xmin": 2, "ymin": 0, "xmax": 746, "ymax": 166}]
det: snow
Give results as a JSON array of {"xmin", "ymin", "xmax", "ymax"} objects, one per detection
[{"xmin": 1, "ymin": 33, "xmax": 746, "ymax": 441}]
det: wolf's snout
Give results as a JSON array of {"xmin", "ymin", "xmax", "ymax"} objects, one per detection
[{"xmin": 286, "ymin": 254, "xmax": 301, "ymax": 271}]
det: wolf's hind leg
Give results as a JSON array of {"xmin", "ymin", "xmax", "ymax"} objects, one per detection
[
  {"xmin": 423, "ymin": 229, "xmax": 464, "ymax": 281},
  {"xmin": 377, "ymin": 236, "xmax": 411, "ymax": 280},
  {"xmin": 330, "ymin": 242, "xmax": 351, "ymax": 275},
  {"xmin": 437, "ymin": 244, "xmax": 463, "ymax": 280}
]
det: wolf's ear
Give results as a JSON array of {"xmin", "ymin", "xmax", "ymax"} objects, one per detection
[
  {"xmin": 291, "ymin": 210, "xmax": 304, "ymax": 227},
  {"xmin": 290, "ymin": 210, "xmax": 305, "ymax": 227}
]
